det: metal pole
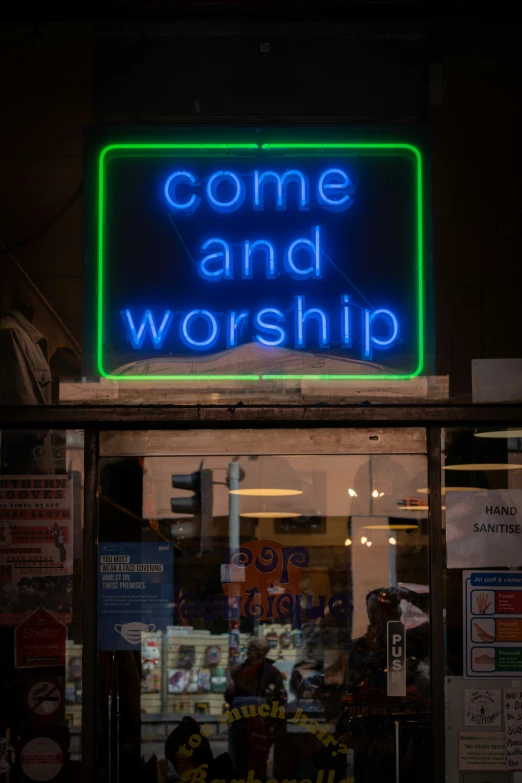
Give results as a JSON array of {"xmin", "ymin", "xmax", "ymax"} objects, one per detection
[
  {"xmin": 388, "ymin": 540, "xmax": 397, "ymax": 587},
  {"xmin": 427, "ymin": 426, "xmax": 445, "ymax": 783},
  {"xmin": 115, "ymin": 658, "xmax": 120, "ymax": 783},
  {"xmin": 161, "ymin": 632, "xmax": 168, "ymax": 715},
  {"xmin": 228, "ymin": 461, "xmax": 240, "ymax": 555},
  {"xmin": 227, "ymin": 461, "xmax": 241, "ymax": 662},
  {"xmin": 82, "ymin": 429, "xmax": 98, "ymax": 783},
  {"xmin": 394, "ymin": 720, "xmax": 400, "ymax": 782}
]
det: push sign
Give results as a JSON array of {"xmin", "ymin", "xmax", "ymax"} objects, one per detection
[
  {"xmin": 89, "ymin": 134, "xmax": 426, "ymax": 381},
  {"xmin": 387, "ymin": 620, "xmax": 406, "ymax": 697}
]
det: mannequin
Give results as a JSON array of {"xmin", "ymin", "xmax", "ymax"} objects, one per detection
[
  {"xmin": 0, "ymin": 291, "xmax": 54, "ymax": 473},
  {"xmin": 0, "ymin": 290, "xmax": 51, "ymax": 405},
  {"xmin": 12, "ymin": 295, "xmax": 35, "ymax": 324}
]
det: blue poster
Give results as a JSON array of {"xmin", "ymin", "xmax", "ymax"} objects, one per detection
[{"xmin": 98, "ymin": 542, "xmax": 173, "ymax": 650}]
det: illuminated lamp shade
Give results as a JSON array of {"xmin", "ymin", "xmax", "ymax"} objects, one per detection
[
  {"xmin": 240, "ymin": 511, "xmax": 300, "ymax": 518},
  {"xmin": 474, "ymin": 429, "xmax": 522, "ymax": 439},
  {"xmin": 400, "ymin": 506, "xmax": 446, "ymax": 512},
  {"xmin": 235, "ymin": 456, "xmax": 311, "ymax": 520},
  {"xmin": 444, "ymin": 430, "xmax": 520, "ymax": 474},
  {"xmin": 230, "ymin": 488, "xmax": 302, "ymax": 497},
  {"xmin": 364, "ymin": 524, "xmax": 418, "ymax": 530},
  {"xmin": 417, "ymin": 487, "xmax": 482, "ymax": 495},
  {"xmin": 344, "ymin": 538, "xmax": 352, "ymax": 546},
  {"xmin": 443, "ymin": 464, "xmax": 522, "ymax": 471}
]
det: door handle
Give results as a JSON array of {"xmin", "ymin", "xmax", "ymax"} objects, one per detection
[{"xmin": 395, "ymin": 720, "xmax": 400, "ymax": 783}]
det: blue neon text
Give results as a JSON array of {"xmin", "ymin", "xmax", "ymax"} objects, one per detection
[
  {"xmin": 164, "ymin": 167, "xmax": 354, "ymax": 213},
  {"xmin": 121, "ymin": 298, "xmax": 400, "ymax": 357},
  {"xmin": 118, "ymin": 164, "xmax": 403, "ymax": 364}
]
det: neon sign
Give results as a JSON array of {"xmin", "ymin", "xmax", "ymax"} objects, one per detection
[{"xmin": 93, "ymin": 139, "xmax": 425, "ymax": 381}]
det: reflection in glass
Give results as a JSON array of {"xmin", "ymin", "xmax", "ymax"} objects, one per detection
[{"xmin": 96, "ymin": 451, "xmax": 431, "ymax": 782}]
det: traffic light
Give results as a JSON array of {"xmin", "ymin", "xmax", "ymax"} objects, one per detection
[{"xmin": 171, "ymin": 463, "xmax": 213, "ymax": 552}]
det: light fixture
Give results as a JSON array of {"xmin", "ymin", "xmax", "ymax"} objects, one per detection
[
  {"xmin": 403, "ymin": 505, "xmax": 447, "ymax": 511},
  {"xmin": 167, "ymin": 520, "xmax": 196, "ymax": 538},
  {"xmin": 230, "ymin": 488, "xmax": 303, "ymax": 496},
  {"xmin": 360, "ymin": 536, "xmax": 368, "ymax": 544},
  {"xmin": 417, "ymin": 487, "xmax": 482, "ymax": 495},
  {"xmin": 348, "ymin": 489, "xmax": 358, "ymax": 497},
  {"xmin": 475, "ymin": 429, "xmax": 522, "ymax": 439},
  {"xmin": 401, "ymin": 505, "xmax": 429, "ymax": 511},
  {"xmin": 389, "ymin": 537, "xmax": 397, "ymax": 546},
  {"xmin": 371, "ymin": 489, "xmax": 384, "ymax": 498},
  {"xmin": 240, "ymin": 511, "xmax": 301, "ymax": 519},
  {"xmin": 364, "ymin": 524, "xmax": 418, "ymax": 530},
  {"xmin": 366, "ymin": 540, "xmax": 373, "ymax": 547},
  {"xmin": 344, "ymin": 537, "xmax": 352, "ymax": 546},
  {"xmin": 443, "ymin": 464, "xmax": 522, "ymax": 471}
]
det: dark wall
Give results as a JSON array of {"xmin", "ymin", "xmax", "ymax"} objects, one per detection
[{"xmin": 0, "ymin": 19, "xmax": 520, "ymax": 397}]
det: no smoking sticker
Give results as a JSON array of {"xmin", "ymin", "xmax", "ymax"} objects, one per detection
[{"xmin": 25, "ymin": 680, "xmax": 63, "ymax": 719}]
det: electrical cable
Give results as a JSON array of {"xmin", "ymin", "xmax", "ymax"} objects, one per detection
[
  {"xmin": 0, "ymin": 236, "xmax": 82, "ymax": 357},
  {"xmin": 0, "ymin": 181, "xmax": 83, "ymax": 256}
]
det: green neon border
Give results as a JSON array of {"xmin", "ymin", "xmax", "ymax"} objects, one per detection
[{"xmin": 97, "ymin": 141, "xmax": 424, "ymax": 382}]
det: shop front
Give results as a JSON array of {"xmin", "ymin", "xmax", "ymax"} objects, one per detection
[
  {"xmin": 3, "ymin": 415, "xmax": 522, "ymax": 783},
  {"xmin": 2, "ymin": 125, "xmax": 522, "ymax": 783}
]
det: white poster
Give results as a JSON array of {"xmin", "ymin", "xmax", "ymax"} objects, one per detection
[
  {"xmin": 459, "ymin": 732, "xmax": 507, "ymax": 771},
  {"xmin": 463, "ymin": 571, "xmax": 522, "ymax": 678},
  {"xmin": 20, "ymin": 737, "xmax": 64, "ymax": 781},
  {"xmin": 504, "ymin": 689, "xmax": 522, "ymax": 770},
  {"xmin": 447, "ymin": 489, "xmax": 522, "ymax": 568},
  {"xmin": 465, "ymin": 690, "xmax": 502, "ymax": 726}
]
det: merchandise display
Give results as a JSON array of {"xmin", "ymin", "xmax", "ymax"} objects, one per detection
[
  {"xmin": 205, "ymin": 645, "xmax": 222, "ymax": 665},
  {"xmin": 198, "ymin": 668, "xmax": 211, "ymax": 693},
  {"xmin": 178, "ymin": 645, "xmax": 196, "ymax": 668}
]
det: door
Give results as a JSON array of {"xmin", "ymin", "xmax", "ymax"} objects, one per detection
[{"xmin": 94, "ymin": 428, "xmax": 432, "ymax": 783}]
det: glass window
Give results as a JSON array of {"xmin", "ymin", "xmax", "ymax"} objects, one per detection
[
  {"xmin": 96, "ymin": 448, "xmax": 431, "ymax": 782},
  {"xmin": 443, "ymin": 427, "xmax": 522, "ymax": 775},
  {"xmin": 0, "ymin": 429, "xmax": 84, "ymax": 777}
]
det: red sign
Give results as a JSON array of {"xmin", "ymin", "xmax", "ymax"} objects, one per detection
[
  {"xmin": 15, "ymin": 607, "xmax": 66, "ymax": 670},
  {"xmin": 496, "ymin": 591, "xmax": 522, "ymax": 613},
  {"xmin": 25, "ymin": 679, "xmax": 64, "ymax": 720}
]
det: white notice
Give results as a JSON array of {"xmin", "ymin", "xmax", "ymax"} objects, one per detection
[
  {"xmin": 459, "ymin": 732, "xmax": 507, "ymax": 771},
  {"xmin": 465, "ymin": 689, "xmax": 502, "ymax": 726},
  {"xmin": 447, "ymin": 489, "xmax": 522, "ymax": 568},
  {"xmin": 20, "ymin": 737, "xmax": 64, "ymax": 781},
  {"xmin": 504, "ymin": 689, "xmax": 522, "ymax": 769}
]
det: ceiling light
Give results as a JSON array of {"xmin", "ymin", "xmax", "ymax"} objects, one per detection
[
  {"xmin": 366, "ymin": 541, "xmax": 373, "ymax": 547},
  {"xmin": 364, "ymin": 524, "xmax": 419, "ymax": 530},
  {"xmin": 475, "ymin": 429, "xmax": 522, "ymax": 439},
  {"xmin": 348, "ymin": 489, "xmax": 358, "ymax": 497},
  {"xmin": 240, "ymin": 511, "xmax": 301, "ymax": 518},
  {"xmin": 230, "ymin": 488, "xmax": 303, "ymax": 496},
  {"xmin": 371, "ymin": 489, "xmax": 379, "ymax": 498},
  {"xmin": 360, "ymin": 536, "xmax": 368, "ymax": 544},
  {"xmin": 344, "ymin": 538, "xmax": 352, "ymax": 546},
  {"xmin": 401, "ymin": 505, "xmax": 429, "ymax": 511},
  {"xmin": 417, "ymin": 487, "xmax": 482, "ymax": 495},
  {"xmin": 399, "ymin": 505, "xmax": 447, "ymax": 512},
  {"xmin": 443, "ymin": 464, "xmax": 522, "ymax": 471},
  {"xmin": 389, "ymin": 537, "xmax": 397, "ymax": 546}
]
